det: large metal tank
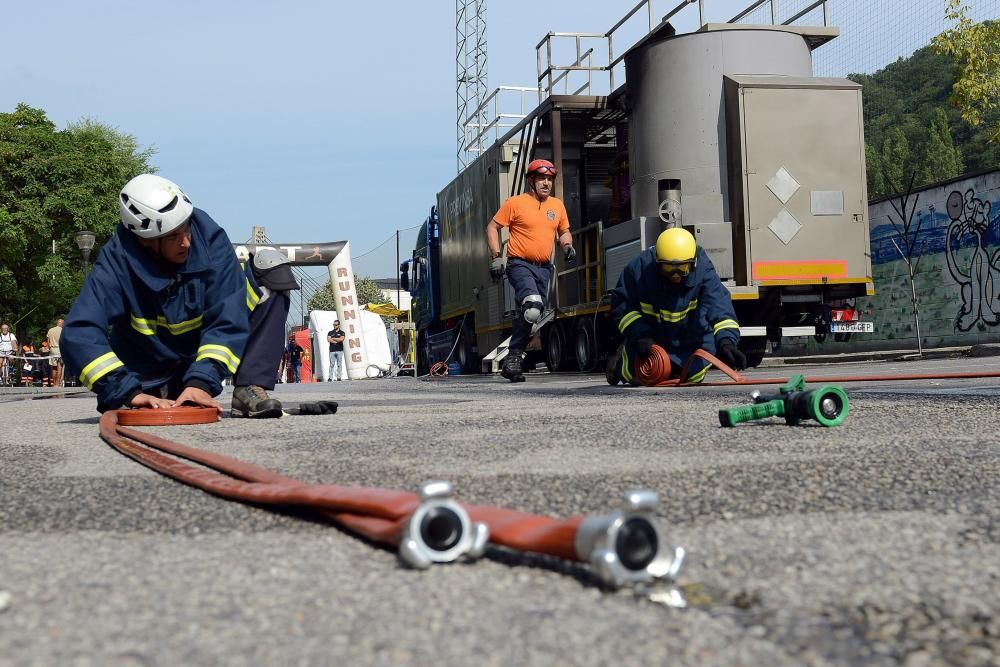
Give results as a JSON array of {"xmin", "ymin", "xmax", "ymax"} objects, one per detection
[{"xmin": 625, "ymin": 26, "xmax": 814, "ymax": 226}]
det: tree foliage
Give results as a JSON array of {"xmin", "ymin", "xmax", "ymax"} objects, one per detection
[
  {"xmin": 308, "ymin": 275, "xmax": 387, "ymax": 312},
  {"xmin": 0, "ymin": 103, "xmax": 155, "ymax": 342},
  {"xmin": 850, "ymin": 36, "xmax": 998, "ymax": 199},
  {"xmin": 932, "ymin": 0, "xmax": 1000, "ymax": 142}
]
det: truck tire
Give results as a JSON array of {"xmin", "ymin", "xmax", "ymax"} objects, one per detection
[
  {"xmin": 573, "ymin": 319, "xmax": 597, "ymax": 372},
  {"xmin": 545, "ymin": 323, "xmax": 566, "ymax": 372}
]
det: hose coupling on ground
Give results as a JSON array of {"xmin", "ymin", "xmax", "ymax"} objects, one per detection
[
  {"xmin": 574, "ymin": 489, "xmax": 685, "ymax": 589},
  {"xmin": 399, "ymin": 480, "xmax": 489, "ymax": 569}
]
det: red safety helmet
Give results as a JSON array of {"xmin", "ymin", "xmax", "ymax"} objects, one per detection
[{"xmin": 526, "ymin": 159, "xmax": 557, "ymax": 177}]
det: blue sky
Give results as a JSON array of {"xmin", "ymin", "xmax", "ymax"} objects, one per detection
[
  {"xmin": 3, "ymin": 0, "xmax": 990, "ymax": 288},
  {"xmin": 2, "ymin": 1, "xmax": 781, "ymax": 272}
]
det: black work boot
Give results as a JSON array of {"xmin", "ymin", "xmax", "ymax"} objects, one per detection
[
  {"xmin": 606, "ymin": 345, "xmax": 623, "ymax": 386},
  {"xmin": 500, "ymin": 350, "xmax": 526, "ymax": 383},
  {"xmin": 231, "ymin": 385, "xmax": 283, "ymax": 418}
]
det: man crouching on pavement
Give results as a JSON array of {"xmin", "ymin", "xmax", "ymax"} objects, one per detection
[{"xmin": 62, "ymin": 174, "xmax": 295, "ymax": 418}]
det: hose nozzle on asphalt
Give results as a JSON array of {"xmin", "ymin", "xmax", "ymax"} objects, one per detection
[
  {"xmin": 719, "ymin": 374, "xmax": 850, "ymax": 427},
  {"xmin": 573, "ymin": 489, "xmax": 685, "ymax": 589},
  {"xmin": 399, "ymin": 480, "xmax": 489, "ymax": 569}
]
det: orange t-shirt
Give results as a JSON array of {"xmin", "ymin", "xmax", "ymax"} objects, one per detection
[{"xmin": 493, "ymin": 193, "xmax": 570, "ymax": 263}]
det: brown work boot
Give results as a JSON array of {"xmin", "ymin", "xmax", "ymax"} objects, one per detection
[{"xmin": 231, "ymin": 385, "xmax": 283, "ymax": 418}]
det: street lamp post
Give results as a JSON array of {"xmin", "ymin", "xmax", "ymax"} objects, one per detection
[{"xmin": 74, "ymin": 230, "xmax": 97, "ymax": 273}]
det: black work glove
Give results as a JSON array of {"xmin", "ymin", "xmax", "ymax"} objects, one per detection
[
  {"xmin": 489, "ymin": 255, "xmax": 505, "ymax": 280},
  {"xmin": 563, "ymin": 245, "xmax": 577, "ymax": 264},
  {"xmin": 717, "ymin": 341, "xmax": 747, "ymax": 370},
  {"xmin": 636, "ymin": 337, "xmax": 655, "ymax": 358}
]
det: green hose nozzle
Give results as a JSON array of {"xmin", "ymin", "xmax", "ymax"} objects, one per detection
[{"xmin": 719, "ymin": 375, "xmax": 849, "ymax": 427}]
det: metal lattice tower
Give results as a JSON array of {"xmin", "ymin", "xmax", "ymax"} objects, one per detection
[{"xmin": 456, "ymin": 0, "xmax": 488, "ymax": 171}]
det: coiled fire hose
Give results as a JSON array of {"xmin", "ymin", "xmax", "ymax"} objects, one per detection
[{"xmin": 99, "ymin": 408, "xmax": 685, "ymax": 588}]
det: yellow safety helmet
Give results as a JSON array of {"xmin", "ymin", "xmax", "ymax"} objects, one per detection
[{"xmin": 655, "ymin": 228, "xmax": 697, "ymax": 278}]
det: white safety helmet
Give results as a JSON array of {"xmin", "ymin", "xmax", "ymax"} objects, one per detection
[{"xmin": 119, "ymin": 174, "xmax": 194, "ymax": 239}]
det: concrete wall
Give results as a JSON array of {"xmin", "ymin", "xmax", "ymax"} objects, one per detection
[{"xmin": 800, "ymin": 169, "xmax": 1000, "ymax": 353}]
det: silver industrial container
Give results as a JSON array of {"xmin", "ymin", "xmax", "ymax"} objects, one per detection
[{"xmin": 624, "ymin": 26, "xmax": 813, "ymax": 227}]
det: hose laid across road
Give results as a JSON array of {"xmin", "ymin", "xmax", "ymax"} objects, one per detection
[
  {"xmin": 98, "ymin": 407, "xmax": 685, "ymax": 587},
  {"xmin": 635, "ymin": 345, "xmax": 1000, "ymax": 387}
]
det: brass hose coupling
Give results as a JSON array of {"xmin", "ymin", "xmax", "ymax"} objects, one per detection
[
  {"xmin": 399, "ymin": 480, "xmax": 489, "ymax": 569},
  {"xmin": 574, "ymin": 489, "xmax": 685, "ymax": 589}
]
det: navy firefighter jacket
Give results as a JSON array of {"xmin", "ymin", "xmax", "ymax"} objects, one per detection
[
  {"xmin": 611, "ymin": 246, "xmax": 741, "ymax": 353},
  {"xmin": 62, "ymin": 209, "xmax": 256, "ymax": 412}
]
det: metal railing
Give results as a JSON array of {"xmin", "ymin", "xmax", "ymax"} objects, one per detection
[
  {"xmin": 535, "ymin": 0, "xmax": 830, "ymax": 95},
  {"xmin": 463, "ymin": 86, "xmax": 541, "ymax": 158},
  {"xmin": 460, "ymin": 0, "xmax": 830, "ymax": 165}
]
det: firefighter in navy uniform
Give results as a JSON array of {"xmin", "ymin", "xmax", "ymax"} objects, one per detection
[
  {"xmin": 62, "ymin": 174, "xmax": 295, "ymax": 417},
  {"xmin": 608, "ymin": 227, "xmax": 746, "ymax": 385}
]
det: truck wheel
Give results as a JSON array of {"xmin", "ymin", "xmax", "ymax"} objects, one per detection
[
  {"xmin": 416, "ymin": 333, "xmax": 430, "ymax": 376},
  {"xmin": 573, "ymin": 319, "xmax": 597, "ymax": 372},
  {"xmin": 545, "ymin": 323, "xmax": 566, "ymax": 372}
]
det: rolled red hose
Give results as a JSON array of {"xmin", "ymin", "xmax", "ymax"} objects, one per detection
[{"xmin": 635, "ymin": 345, "xmax": 673, "ymax": 386}]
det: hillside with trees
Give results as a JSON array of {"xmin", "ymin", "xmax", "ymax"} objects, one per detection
[{"xmin": 850, "ymin": 42, "xmax": 999, "ymax": 199}]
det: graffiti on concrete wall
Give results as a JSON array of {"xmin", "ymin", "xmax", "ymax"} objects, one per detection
[
  {"xmin": 945, "ymin": 189, "xmax": 1000, "ymax": 331},
  {"xmin": 823, "ymin": 170, "xmax": 1000, "ymax": 352}
]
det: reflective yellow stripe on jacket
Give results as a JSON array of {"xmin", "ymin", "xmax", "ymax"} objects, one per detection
[
  {"xmin": 131, "ymin": 313, "xmax": 205, "ymax": 336},
  {"xmin": 196, "ymin": 344, "xmax": 241, "ymax": 374},
  {"xmin": 79, "ymin": 351, "xmax": 124, "ymax": 389},
  {"xmin": 638, "ymin": 300, "xmax": 699, "ymax": 324},
  {"xmin": 241, "ymin": 262, "xmax": 261, "ymax": 312},
  {"xmin": 131, "ymin": 314, "xmax": 204, "ymax": 336},
  {"xmin": 712, "ymin": 318, "xmax": 740, "ymax": 335},
  {"xmin": 618, "ymin": 310, "xmax": 642, "ymax": 334}
]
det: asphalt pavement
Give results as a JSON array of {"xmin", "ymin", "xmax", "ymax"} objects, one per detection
[{"xmin": 1, "ymin": 354, "xmax": 998, "ymax": 666}]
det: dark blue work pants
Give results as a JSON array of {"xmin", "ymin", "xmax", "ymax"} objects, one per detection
[
  {"xmin": 233, "ymin": 291, "xmax": 291, "ymax": 390},
  {"xmin": 505, "ymin": 258, "xmax": 552, "ymax": 352}
]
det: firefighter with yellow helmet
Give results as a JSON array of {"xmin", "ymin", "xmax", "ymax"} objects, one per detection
[{"xmin": 608, "ymin": 227, "xmax": 745, "ymax": 384}]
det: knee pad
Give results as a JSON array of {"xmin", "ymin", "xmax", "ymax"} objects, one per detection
[{"xmin": 521, "ymin": 295, "xmax": 544, "ymax": 323}]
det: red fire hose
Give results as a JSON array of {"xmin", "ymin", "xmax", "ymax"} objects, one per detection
[
  {"xmin": 635, "ymin": 345, "xmax": 1000, "ymax": 387},
  {"xmin": 98, "ymin": 407, "xmax": 685, "ymax": 588},
  {"xmin": 100, "ymin": 409, "xmax": 489, "ymax": 569}
]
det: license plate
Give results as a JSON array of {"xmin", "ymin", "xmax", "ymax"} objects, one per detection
[{"xmin": 830, "ymin": 321, "xmax": 874, "ymax": 333}]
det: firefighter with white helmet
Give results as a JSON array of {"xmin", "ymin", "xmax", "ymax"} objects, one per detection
[
  {"xmin": 486, "ymin": 159, "xmax": 576, "ymax": 382},
  {"xmin": 608, "ymin": 227, "xmax": 745, "ymax": 385},
  {"xmin": 62, "ymin": 174, "xmax": 296, "ymax": 416}
]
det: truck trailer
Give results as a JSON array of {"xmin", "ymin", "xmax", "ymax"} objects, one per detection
[{"xmin": 403, "ymin": 5, "xmax": 873, "ymax": 376}]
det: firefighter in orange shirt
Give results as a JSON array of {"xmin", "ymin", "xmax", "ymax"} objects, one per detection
[{"xmin": 485, "ymin": 159, "xmax": 575, "ymax": 382}]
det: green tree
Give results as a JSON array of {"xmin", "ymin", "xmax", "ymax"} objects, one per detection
[
  {"xmin": 918, "ymin": 108, "xmax": 964, "ymax": 184},
  {"xmin": 0, "ymin": 104, "xmax": 155, "ymax": 342},
  {"xmin": 865, "ymin": 144, "xmax": 886, "ymax": 198},
  {"xmin": 880, "ymin": 127, "xmax": 911, "ymax": 194},
  {"xmin": 308, "ymin": 275, "xmax": 387, "ymax": 312},
  {"xmin": 932, "ymin": 0, "xmax": 1000, "ymax": 142}
]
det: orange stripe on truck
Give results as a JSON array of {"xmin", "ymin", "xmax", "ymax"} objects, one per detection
[{"xmin": 752, "ymin": 260, "xmax": 848, "ymax": 281}]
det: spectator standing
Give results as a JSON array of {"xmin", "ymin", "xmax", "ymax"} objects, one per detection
[
  {"xmin": 286, "ymin": 336, "xmax": 305, "ymax": 383},
  {"xmin": 0, "ymin": 323, "xmax": 16, "ymax": 383},
  {"xmin": 19, "ymin": 341, "xmax": 36, "ymax": 386},
  {"xmin": 38, "ymin": 341, "xmax": 53, "ymax": 386},
  {"xmin": 46, "ymin": 318, "xmax": 64, "ymax": 387},
  {"xmin": 326, "ymin": 319, "xmax": 345, "ymax": 381}
]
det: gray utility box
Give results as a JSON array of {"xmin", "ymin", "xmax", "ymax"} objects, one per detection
[
  {"xmin": 685, "ymin": 221, "xmax": 734, "ymax": 281},
  {"xmin": 724, "ymin": 75, "xmax": 872, "ymax": 288},
  {"xmin": 602, "ymin": 216, "xmax": 664, "ymax": 293}
]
